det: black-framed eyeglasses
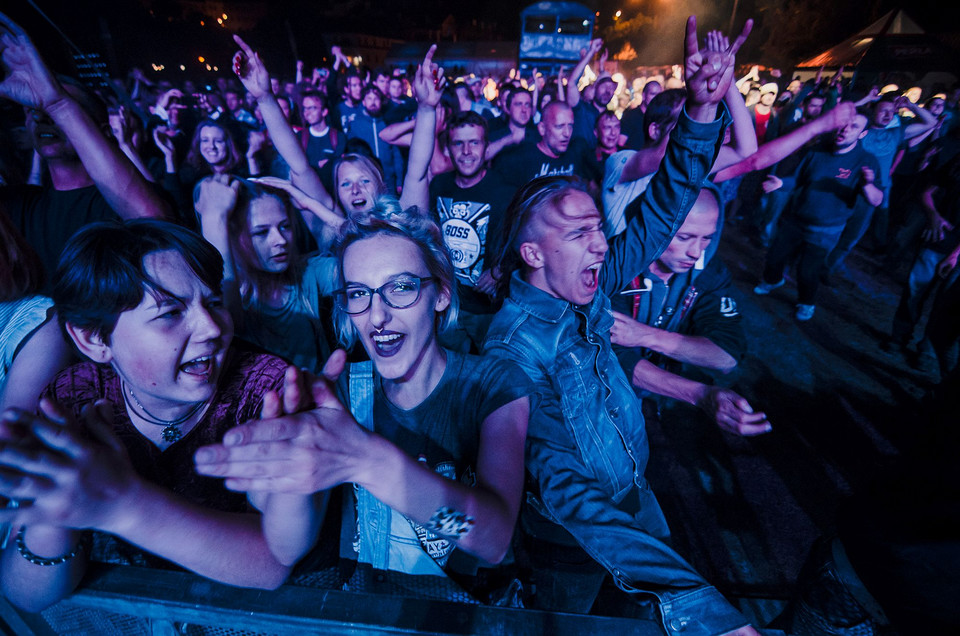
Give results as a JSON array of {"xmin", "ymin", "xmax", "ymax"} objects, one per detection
[{"xmin": 335, "ymin": 276, "xmax": 435, "ymax": 315}]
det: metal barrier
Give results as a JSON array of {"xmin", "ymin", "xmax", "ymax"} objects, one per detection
[{"xmin": 1, "ymin": 564, "xmax": 667, "ymax": 635}]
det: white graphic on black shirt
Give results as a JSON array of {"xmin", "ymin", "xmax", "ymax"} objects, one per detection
[{"xmin": 437, "ymin": 198, "xmax": 490, "ymax": 287}]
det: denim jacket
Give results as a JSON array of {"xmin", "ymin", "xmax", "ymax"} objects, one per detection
[{"xmin": 484, "ymin": 106, "xmax": 748, "ymax": 636}]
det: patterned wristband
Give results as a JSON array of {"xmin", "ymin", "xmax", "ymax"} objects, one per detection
[{"xmin": 16, "ymin": 527, "xmax": 87, "ymax": 566}]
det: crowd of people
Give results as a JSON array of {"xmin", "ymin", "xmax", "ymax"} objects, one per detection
[{"xmin": 0, "ymin": 8, "xmax": 958, "ymax": 635}]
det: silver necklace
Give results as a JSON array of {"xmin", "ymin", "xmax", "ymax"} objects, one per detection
[{"xmin": 121, "ymin": 381, "xmax": 206, "ymax": 443}]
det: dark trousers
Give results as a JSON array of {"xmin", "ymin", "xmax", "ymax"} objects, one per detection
[{"xmin": 763, "ymin": 222, "xmax": 831, "ymax": 305}]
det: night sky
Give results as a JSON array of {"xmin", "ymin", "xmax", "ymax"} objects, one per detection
[{"xmin": 4, "ymin": 0, "xmax": 959, "ymax": 83}]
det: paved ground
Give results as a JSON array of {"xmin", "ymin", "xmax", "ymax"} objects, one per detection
[{"xmin": 640, "ymin": 223, "xmax": 941, "ymax": 626}]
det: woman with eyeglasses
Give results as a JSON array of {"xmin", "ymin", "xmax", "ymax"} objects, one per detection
[{"xmin": 196, "ymin": 201, "xmax": 530, "ymax": 601}]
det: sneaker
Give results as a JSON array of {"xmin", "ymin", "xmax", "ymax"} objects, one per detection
[
  {"xmin": 753, "ymin": 279, "xmax": 785, "ymax": 295},
  {"xmin": 795, "ymin": 304, "xmax": 815, "ymax": 321}
]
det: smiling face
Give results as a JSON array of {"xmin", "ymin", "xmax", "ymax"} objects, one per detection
[
  {"xmin": 301, "ymin": 96, "xmax": 327, "ymax": 126},
  {"xmin": 448, "ymin": 123, "xmax": 486, "ymax": 180},
  {"xmin": 97, "ymin": 250, "xmax": 233, "ymax": 419},
  {"xmin": 596, "ymin": 113, "xmax": 621, "ymax": 150},
  {"xmin": 199, "ymin": 125, "xmax": 228, "ymax": 167},
  {"xmin": 337, "ymin": 161, "xmax": 381, "ymax": 214},
  {"xmin": 247, "ymin": 196, "xmax": 293, "ymax": 274},
  {"xmin": 522, "ymin": 189, "xmax": 608, "ymax": 306},
  {"xmin": 341, "ymin": 234, "xmax": 449, "ymax": 383},
  {"xmin": 651, "ymin": 190, "xmax": 719, "ymax": 281}
]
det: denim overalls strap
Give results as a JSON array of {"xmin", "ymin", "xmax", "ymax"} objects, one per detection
[{"xmin": 343, "ymin": 361, "xmax": 448, "ymax": 577}]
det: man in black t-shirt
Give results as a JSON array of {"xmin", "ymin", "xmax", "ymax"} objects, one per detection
[
  {"xmin": 754, "ymin": 112, "xmax": 882, "ymax": 321},
  {"xmin": 493, "ymin": 102, "xmax": 601, "ymax": 190},
  {"xmin": 431, "ymin": 112, "xmax": 516, "ymax": 350}
]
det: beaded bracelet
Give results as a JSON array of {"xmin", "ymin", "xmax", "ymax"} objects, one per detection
[{"xmin": 16, "ymin": 527, "xmax": 88, "ymax": 566}]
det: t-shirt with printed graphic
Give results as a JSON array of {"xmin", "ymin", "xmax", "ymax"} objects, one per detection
[
  {"xmin": 337, "ymin": 350, "xmax": 531, "ymax": 570},
  {"xmin": 788, "ymin": 142, "xmax": 881, "ymax": 230},
  {"xmin": 493, "ymin": 137, "xmax": 601, "ymax": 189},
  {"xmin": 430, "ymin": 170, "xmax": 516, "ymax": 313}
]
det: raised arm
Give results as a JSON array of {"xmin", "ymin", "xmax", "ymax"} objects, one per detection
[
  {"xmin": 0, "ymin": 12, "xmax": 167, "ymax": 220},
  {"xmin": 232, "ymin": 35, "xmax": 334, "ymax": 211},
  {"xmin": 399, "ymin": 44, "xmax": 444, "ymax": 212},
  {"xmin": 602, "ymin": 17, "xmax": 752, "ymax": 293},
  {"xmin": 566, "ymin": 38, "xmax": 603, "ymax": 108},
  {"xmin": 899, "ymin": 96, "xmax": 938, "ymax": 141},
  {"xmin": 711, "ymin": 29, "xmax": 757, "ymax": 172},
  {"xmin": 713, "ymin": 101, "xmax": 856, "ymax": 182},
  {"xmin": 194, "ymin": 175, "xmax": 243, "ymax": 316}
]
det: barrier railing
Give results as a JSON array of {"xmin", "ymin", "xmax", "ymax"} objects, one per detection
[{"xmin": 1, "ymin": 564, "xmax": 667, "ymax": 635}]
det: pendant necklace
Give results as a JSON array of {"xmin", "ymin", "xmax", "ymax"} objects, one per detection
[{"xmin": 121, "ymin": 381, "xmax": 207, "ymax": 443}]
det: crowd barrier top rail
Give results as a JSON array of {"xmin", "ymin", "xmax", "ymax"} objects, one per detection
[{"xmin": 1, "ymin": 563, "xmax": 667, "ymax": 635}]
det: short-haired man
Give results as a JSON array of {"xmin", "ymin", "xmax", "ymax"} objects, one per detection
[
  {"xmin": 754, "ymin": 91, "xmax": 830, "ymax": 245},
  {"xmin": 485, "ymin": 88, "xmax": 538, "ymax": 159},
  {"xmin": 431, "ymin": 111, "xmax": 517, "ymax": 349},
  {"xmin": 384, "ymin": 74, "xmax": 416, "ymax": 124},
  {"xmin": 609, "ymin": 187, "xmax": 765, "ymax": 431},
  {"xmin": 826, "ymin": 93, "xmax": 938, "ymax": 274},
  {"xmin": 483, "ymin": 18, "xmax": 763, "ymax": 635},
  {"xmin": 621, "ymin": 79, "xmax": 663, "ymax": 149},
  {"xmin": 493, "ymin": 101, "xmax": 600, "ymax": 189},
  {"xmin": 346, "ymin": 85, "xmax": 403, "ymax": 192},
  {"xmin": 334, "ymin": 69, "xmax": 365, "ymax": 133},
  {"xmin": 299, "ymin": 91, "xmax": 345, "ymax": 192},
  {"xmin": 594, "ymin": 110, "xmax": 623, "ymax": 164},
  {"xmin": 566, "ymin": 38, "xmax": 617, "ymax": 147},
  {"xmin": 754, "ymin": 112, "xmax": 883, "ymax": 321}
]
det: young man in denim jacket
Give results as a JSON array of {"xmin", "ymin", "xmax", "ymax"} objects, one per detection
[{"xmin": 484, "ymin": 18, "xmax": 770, "ymax": 636}]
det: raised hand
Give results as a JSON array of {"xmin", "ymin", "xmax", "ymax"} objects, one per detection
[
  {"xmin": 0, "ymin": 12, "xmax": 67, "ymax": 111},
  {"xmin": 157, "ymin": 88, "xmax": 184, "ymax": 112},
  {"xmin": 821, "ymin": 101, "xmax": 856, "ymax": 131},
  {"xmin": 0, "ymin": 399, "xmax": 140, "ymax": 531},
  {"xmin": 153, "ymin": 126, "xmax": 176, "ymax": 157},
  {"xmin": 194, "ymin": 174, "xmax": 240, "ymax": 221},
  {"xmin": 232, "ymin": 35, "xmax": 271, "ymax": 100},
  {"xmin": 412, "ymin": 44, "xmax": 445, "ymax": 108},
  {"xmin": 684, "ymin": 16, "xmax": 752, "ymax": 115}
]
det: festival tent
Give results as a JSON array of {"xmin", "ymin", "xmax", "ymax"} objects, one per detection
[{"xmin": 796, "ymin": 9, "xmax": 957, "ymax": 75}]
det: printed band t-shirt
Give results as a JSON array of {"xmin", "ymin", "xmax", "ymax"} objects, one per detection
[
  {"xmin": 431, "ymin": 171, "xmax": 516, "ymax": 313},
  {"xmin": 338, "ymin": 350, "xmax": 530, "ymax": 568}
]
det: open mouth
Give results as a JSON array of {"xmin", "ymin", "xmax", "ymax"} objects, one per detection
[
  {"xmin": 180, "ymin": 355, "xmax": 215, "ymax": 379},
  {"xmin": 350, "ymin": 197, "xmax": 369, "ymax": 210},
  {"xmin": 371, "ymin": 331, "xmax": 404, "ymax": 357},
  {"xmin": 583, "ymin": 263, "xmax": 601, "ymax": 291}
]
